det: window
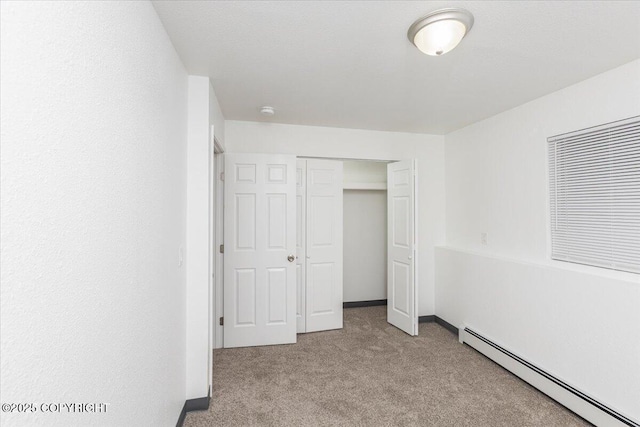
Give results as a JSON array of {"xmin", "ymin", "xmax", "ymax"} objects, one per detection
[{"xmin": 548, "ymin": 116, "xmax": 640, "ymax": 274}]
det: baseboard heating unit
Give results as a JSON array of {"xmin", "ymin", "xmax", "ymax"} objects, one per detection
[{"xmin": 459, "ymin": 326, "xmax": 639, "ymax": 427}]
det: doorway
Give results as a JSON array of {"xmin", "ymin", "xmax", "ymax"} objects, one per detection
[{"xmin": 342, "ymin": 160, "xmax": 388, "ymax": 306}]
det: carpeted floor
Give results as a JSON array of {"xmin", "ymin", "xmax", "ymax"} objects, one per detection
[{"xmin": 184, "ymin": 306, "xmax": 590, "ymax": 426}]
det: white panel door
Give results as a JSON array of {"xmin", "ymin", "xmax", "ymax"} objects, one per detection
[
  {"xmin": 306, "ymin": 159, "xmax": 343, "ymax": 332},
  {"xmin": 223, "ymin": 153, "xmax": 297, "ymax": 348},
  {"xmin": 387, "ymin": 160, "xmax": 418, "ymax": 336},
  {"xmin": 295, "ymin": 160, "xmax": 306, "ymax": 333}
]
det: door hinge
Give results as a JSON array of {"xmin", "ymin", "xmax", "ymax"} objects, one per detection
[
  {"xmin": 219, "ymin": 244, "xmax": 224, "ymax": 253},
  {"xmin": 219, "ymin": 317, "xmax": 224, "ymax": 326},
  {"xmin": 220, "ymin": 172, "xmax": 225, "ymax": 181}
]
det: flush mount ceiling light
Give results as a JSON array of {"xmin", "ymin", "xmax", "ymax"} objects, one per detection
[{"xmin": 408, "ymin": 8, "xmax": 474, "ymax": 56}]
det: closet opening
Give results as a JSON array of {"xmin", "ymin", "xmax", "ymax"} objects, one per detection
[
  {"xmin": 342, "ymin": 160, "xmax": 388, "ymax": 309},
  {"xmin": 219, "ymin": 153, "xmax": 417, "ymax": 348},
  {"xmin": 295, "ymin": 156, "xmax": 417, "ymax": 337}
]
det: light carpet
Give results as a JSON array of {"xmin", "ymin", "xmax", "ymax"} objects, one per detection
[{"xmin": 184, "ymin": 306, "xmax": 590, "ymax": 426}]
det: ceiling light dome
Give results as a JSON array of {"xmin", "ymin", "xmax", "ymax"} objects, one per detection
[{"xmin": 408, "ymin": 8, "xmax": 474, "ymax": 56}]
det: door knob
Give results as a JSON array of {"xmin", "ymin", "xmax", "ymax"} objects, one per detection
[{"xmin": 287, "ymin": 255, "xmax": 295, "ymax": 262}]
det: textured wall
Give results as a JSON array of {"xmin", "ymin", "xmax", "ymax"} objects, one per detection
[
  {"xmin": 1, "ymin": 2, "xmax": 188, "ymax": 426},
  {"xmin": 439, "ymin": 60, "xmax": 640, "ymax": 420},
  {"xmin": 185, "ymin": 76, "xmax": 212, "ymax": 399},
  {"xmin": 444, "ymin": 59, "xmax": 640, "ymax": 262}
]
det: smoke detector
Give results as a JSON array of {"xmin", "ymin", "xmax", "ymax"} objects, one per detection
[{"xmin": 260, "ymin": 106, "xmax": 275, "ymax": 116}]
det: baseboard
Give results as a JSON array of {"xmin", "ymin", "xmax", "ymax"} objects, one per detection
[
  {"xmin": 418, "ymin": 315, "xmax": 459, "ymax": 335},
  {"xmin": 343, "ymin": 299, "xmax": 387, "ymax": 308},
  {"xmin": 185, "ymin": 393, "xmax": 210, "ymax": 412},
  {"xmin": 460, "ymin": 326, "xmax": 639, "ymax": 427},
  {"xmin": 176, "ymin": 389, "xmax": 211, "ymax": 427},
  {"xmin": 435, "ymin": 316, "xmax": 458, "ymax": 335},
  {"xmin": 176, "ymin": 405, "xmax": 186, "ymax": 427}
]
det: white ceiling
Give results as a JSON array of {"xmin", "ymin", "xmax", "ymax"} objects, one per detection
[{"xmin": 152, "ymin": 1, "xmax": 640, "ymax": 135}]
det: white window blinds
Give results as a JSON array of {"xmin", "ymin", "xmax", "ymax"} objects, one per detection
[{"xmin": 548, "ymin": 116, "xmax": 640, "ymax": 274}]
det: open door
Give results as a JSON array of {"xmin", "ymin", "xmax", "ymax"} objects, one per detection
[
  {"xmin": 387, "ymin": 160, "xmax": 418, "ymax": 336},
  {"xmin": 305, "ymin": 159, "xmax": 343, "ymax": 332},
  {"xmin": 223, "ymin": 153, "xmax": 297, "ymax": 348}
]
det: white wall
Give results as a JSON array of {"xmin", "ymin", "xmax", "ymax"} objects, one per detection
[
  {"xmin": 343, "ymin": 190, "xmax": 387, "ymax": 302},
  {"xmin": 439, "ymin": 59, "xmax": 640, "ymax": 420},
  {"xmin": 1, "ymin": 2, "xmax": 188, "ymax": 426},
  {"xmin": 185, "ymin": 76, "xmax": 226, "ymax": 396},
  {"xmin": 225, "ymin": 121, "xmax": 446, "ymax": 315},
  {"xmin": 185, "ymin": 76, "xmax": 211, "ymax": 400},
  {"xmin": 209, "ymin": 81, "xmax": 226, "ymax": 149}
]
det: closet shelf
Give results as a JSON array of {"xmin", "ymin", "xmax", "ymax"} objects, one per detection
[{"xmin": 342, "ymin": 182, "xmax": 387, "ymax": 190}]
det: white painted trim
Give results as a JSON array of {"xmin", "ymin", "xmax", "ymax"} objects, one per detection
[
  {"xmin": 413, "ymin": 159, "xmax": 419, "ymax": 335},
  {"xmin": 207, "ymin": 130, "xmax": 223, "ymax": 385},
  {"xmin": 459, "ymin": 327, "xmax": 638, "ymax": 427},
  {"xmin": 207, "ymin": 129, "xmax": 214, "ymax": 394},
  {"xmin": 214, "ymin": 152, "xmax": 224, "ymax": 349}
]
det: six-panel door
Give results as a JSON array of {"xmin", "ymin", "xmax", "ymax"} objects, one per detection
[
  {"xmin": 223, "ymin": 153, "xmax": 297, "ymax": 348},
  {"xmin": 305, "ymin": 159, "xmax": 344, "ymax": 332},
  {"xmin": 387, "ymin": 160, "xmax": 418, "ymax": 336}
]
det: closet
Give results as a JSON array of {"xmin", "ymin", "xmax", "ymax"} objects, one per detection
[{"xmin": 223, "ymin": 153, "xmax": 417, "ymax": 349}]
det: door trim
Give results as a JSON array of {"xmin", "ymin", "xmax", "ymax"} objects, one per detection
[{"xmin": 213, "ymin": 148, "xmax": 224, "ymax": 349}]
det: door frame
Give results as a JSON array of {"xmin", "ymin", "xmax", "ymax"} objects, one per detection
[{"xmin": 212, "ymin": 135, "xmax": 224, "ymax": 350}]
